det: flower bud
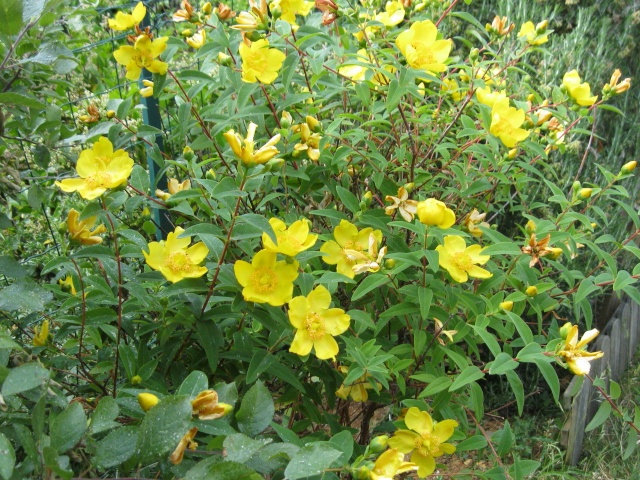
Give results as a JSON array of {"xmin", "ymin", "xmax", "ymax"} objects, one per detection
[
  {"xmin": 202, "ymin": 1, "xmax": 213, "ymax": 14},
  {"xmin": 621, "ymin": 160, "xmax": 637, "ymax": 174},
  {"xmin": 280, "ymin": 111, "xmax": 293, "ymax": 129},
  {"xmin": 507, "ymin": 148, "xmax": 518, "ymax": 159},
  {"xmin": 183, "ymin": 146, "xmax": 195, "ymax": 160},
  {"xmin": 535, "ymin": 20, "xmax": 548, "ymax": 32},
  {"xmin": 572, "ymin": 180, "xmax": 581, "ymax": 192},
  {"xmin": 590, "ymin": 222, "xmax": 597, "ymax": 229},
  {"xmin": 306, "ymin": 115, "xmax": 321, "ymax": 133},
  {"xmin": 577, "ymin": 188, "xmax": 592, "ymax": 200},
  {"xmin": 138, "ymin": 392, "xmax": 160, "ymax": 412},
  {"xmin": 547, "ymin": 247, "xmax": 563, "ymax": 260},
  {"xmin": 205, "ymin": 168, "xmax": 216, "ymax": 180},
  {"xmin": 181, "ymin": 28, "xmax": 193, "ymax": 37},
  {"xmin": 559, "ymin": 322, "xmax": 572, "ymax": 339},
  {"xmin": 404, "ymin": 182, "xmax": 415, "ymax": 193},
  {"xmin": 217, "ymin": 52, "xmax": 232, "ymax": 67},
  {"xmin": 131, "ymin": 375, "xmax": 142, "ymax": 385},
  {"xmin": 142, "ymin": 207, "xmax": 151, "ymax": 219},
  {"xmin": 500, "ymin": 301, "xmax": 514, "ymax": 311},
  {"xmin": 264, "ymin": 158, "xmax": 285, "ymax": 171},
  {"xmin": 525, "ymin": 286, "xmax": 538, "ymax": 296},
  {"xmin": 362, "ymin": 191, "xmax": 372, "ymax": 207},
  {"xmin": 469, "ymin": 47, "xmax": 479, "ymax": 62},
  {"xmin": 384, "ymin": 258, "xmax": 396, "ymax": 269},
  {"xmin": 525, "ymin": 219, "xmax": 536, "ymax": 235},
  {"xmin": 369, "ymin": 435, "xmax": 389, "ymax": 453},
  {"xmin": 106, "ymin": 110, "xmax": 116, "ymax": 119},
  {"xmin": 351, "ymin": 463, "xmax": 374, "ymax": 480}
]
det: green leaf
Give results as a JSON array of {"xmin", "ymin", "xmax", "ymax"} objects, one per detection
[
  {"xmin": 0, "ymin": 92, "xmax": 44, "ymax": 109},
  {"xmin": 480, "ymin": 242, "xmax": 522, "ymax": 256},
  {"xmin": 92, "ymin": 426, "xmax": 138, "ymax": 469},
  {"xmin": 610, "ymin": 380, "xmax": 621, "ymax": 400},
  {"xmin": 88, "ymin": 396, "xmax": 120, "ymax": 435},
  {"xmin": 43, "ymin": 446, "xmax": 73, "ymax": 480},
  {"xmin": 238, "ymin": 214, "xmax": 277, "ymax": 244},
  {"xmin": 284, "ymin": 443, "xmax": 343, "ymax": 480},
  {"xmin": 351, "ymin": 274, "xmax": 391, "ymax": 301},
  {"xmin": 455, "ymin": 434, "xmax": 488, "ymax": 452},
  {"xmin": 533, "ymin": 358, "xmax": 560, "ymax": 403},
  {"xmin": 0, "ymin": 278, "xmax": 53, "ymax": 312},
  {"xmin": 335, "ymin": 186, "xmax": 360, "ymax": 214},
  {"xmin": 184, "ymin": 457, "xmax": 262, "ymax": 480},
  {"xmin": 417, "ymin": 286, "xmax": 433, "ymax": 319},
  {"xmin": 50, "ymin": 402, "xmax": 87, "ymax": 453},
  {"xmin": 0, "ymin": 256, "xmax": 27, "ymax": 279},
  {"xmin": 0, "ymin": 433, "xmax": 16, "ymax": 480},
  {"xmin": 449, "ymin": 366, "xmax": 484, "ymax": 392},
  {"xmin": 505, "ymin": 370, "xmax": 524, "ymax": 415},
  {"xmin": 489, "ymin": 353, "xmax": 519, "ymax": 375},
  {"xmin": 623, "ymin": 428, "xmax": 638, "ymax": 460},
  {"xmin": 496, "ymin": 420, "xmax": 514, "ymax": 457},
  {"xmin": 2, "ymin": 363, "xmax": 50, "ymax": 396},
  {"xmin": 0, "ymin": 0, "xmax": 23, "ymax": 35},
  {"xmin": 196, "ymin": 321, "xmax": 222, "ymax": 374},
  {"xmin": 236, "ymin": 381, "xmax": 275, "ymax": 437},
  {"xmin": 178, "ymin": 370, "xmax": 209, "ymax": 398},
  {"xmin": 224, "ymin": 433, "xmax": 271, "ymax": 463},
  {"xmin": 136, "ymin": 395, "xmax": 193, "ymax": 463},
  {"xmin": 246, "ymin": 350, "xmax": 275, "ymax": 384},
  {"xmin": 270, "ymin": 422, "xmax": 304, "ymax": 447},
  {"xmin": 0, "ymin": 334, "xmax": 23, "ymax": 352},
  {"xmin": 130, "ymin": 164, "xmax": 150, "ymax": 193},
  {"xmin": 585, "ymin": 401, "xmax": 612, "ymax": 432},
  {"xmin": 418, "ymin": 376, "xmax": 452, "ymax": 397}
]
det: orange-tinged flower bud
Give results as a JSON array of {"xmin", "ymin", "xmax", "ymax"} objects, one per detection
[
  {"xmin": 138, "ymin": 392, "xmax": 160, "ymax": 411},
  {"xmin": 191, "ymin": 389, "xmax": 233, "ymax": 420},
  {"xmin": 621, "ymin": 160, "xmax": 637, "ymax": 174},
  {"xmin": 500, "ymin": 301, "xmax": 513, "ymax": 311},
  {"xmin": 525, "ymin": 286, "xmax": 538, "ymax": 296}
]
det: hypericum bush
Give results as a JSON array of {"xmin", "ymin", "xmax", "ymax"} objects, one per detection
[{"xmin": 1, "ymin": 0, "xmax": 639, "ymax": 479}]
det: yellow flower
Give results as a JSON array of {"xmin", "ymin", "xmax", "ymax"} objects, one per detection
[
  {"xmin": 370, "ymin": 448, "xmax": 417, "ymax": 480},
  {"xmin": 138, "ymin": 392, "xmax": 160, "ymax": 412},
  {"xmin": 517, "ymin": 21, "xmax": 548, "ymax": 45},
  {"xmin": 434, "ymin": 318, "xmax": 457, "ymax": 345},
  {"xmin": 140, "ymin": 79, "xmax": 154, "ymax": 97},
  {"xmin": 262, "ymin": 218, "xmax": 317, "ymax": 257},
  {"xmin": 441, "ymin": 78, "xmax": 464, "ymax": 101},
  {"xmin": 385, "ymin": 186, "xmax": 418, "ymax": 222},
  {"xmin": 239, "ymin": 39, "xmax": 286, "ymax": 84},
  {"xmin": 375, "ymin": 1, "xmax": 405, "ymax": 27},
  {"xmin": 463, "ymin": 209, "xmax": 489, "ymax": 237},
  {"xmin": 223, "ymin": 121, "xmax": 281, "ymax": 167},
  {"xmin": 486, "ymin": 15, "xmax": 514, "ymax": 36},
  {"xmin": 270, "ymin": 0, "xmax": 313, "ymax": 25},
  {"xmin": 416, "ymin": 198, "xmax": 455, "ymax": 228},
  {"xmin": 55, "ymin": 137, "xmax": 134, "ymax": 200},
  {"xmin": 556, "ymin": 323, "xmax": 604, "ymax": 376},
  {"xmin": 191, "ymin": 390, "xmax": 233, "ymax": 420},
  {"xmin": 335, "ymin": 366, "xmax": 380, "ymax": 402},
  {"xmin": 143, "ymin": 227, "xmax": 209, "ymax": 283},
  {"xmin": 604, "ymin": 69, "xmax": 631, "ymax": 95},
  {"xmin": 58, "ymin": 275, "xmax": 77, "ymax": 295},
  {"xmin": 234, "ymin": 250, "xmax": 299, "ymax": 306},
  {"xmin": 292, "ymin": 121, "xmax": 322, "ymax": 160},
  {"xmin": 288, "ymin": 285, "xmax": 350, "ymax": 360},
  {"xmin": 387, "ymin": 407, "xmax": 458, "ymax": 478},
  {"xmin": 156, "ymin": 178, "xmax": 191, "ymax": 201},
  {"xmin": 562, "ymin": 70, "xmax": 597, "ymax": 107},
  {"xmin": 113, "ymin": 34, "xmax": 168, "ymax": 81},
  {"xmin": 436, "ymin": 235, "xmax": 492, "ymax": 283},
  {"xmin": 170, "ymin": 427, "xmax": 198, "ymax": 465},
  {"xmin": 33, "ymin": 320, "xmax": 50, "ymax": 347},
  {"xmin": 108, "ymin": 1, "xmax": 146, "ymax": 31},
  {"xmin": 396, "ymin": 20, "xmax": 452, "ymax": 75},
  {"xmin": 67, "ymin": 208, "xmax": 107, "ymax": 245},
  {"xmin": 186, "ymin": 29, "xmax": 206, "ymax": 49},
  {"xmin": 475, "ymin": 86, "xmax": 507, "ymax": 108},
  {"xmin": 320, "ymin": 220, "xmax": 383, "ymax": 279},
  {"xmin": 489, "ymin": 98, "xmax": 530, "ymax": 148}
]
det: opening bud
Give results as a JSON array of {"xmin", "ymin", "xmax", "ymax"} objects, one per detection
[
  {"xmin": 500, "ymin": 301, "xmax": 514, "ymax": 312},
  {"xmin": 577, "ymin": 188, "xmax": 592, "ymax": 200},
  {"xmin": 621, "ymin": 160, "xmax": 637, "ymax": 174},
  {"xmin": 559, "ymin": 322, "xmax": 572, "ymax": 339},
  {"xmin": 138, "ymin": 392, "xmax": 160, "ymax": 412}
]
